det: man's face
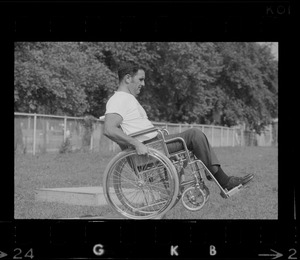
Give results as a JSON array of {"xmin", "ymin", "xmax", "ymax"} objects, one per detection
[{"xmin": 128, "ymin": 69, "xmax": 145, "ymax": 97}]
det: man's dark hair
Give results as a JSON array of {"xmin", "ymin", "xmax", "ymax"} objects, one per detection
[{"xmin": 118, "ymin": 62, "xmax": 141, "ymax": 82}]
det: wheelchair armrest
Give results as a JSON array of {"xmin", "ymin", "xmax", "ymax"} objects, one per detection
[{"xmin": 129, "ymin": 127, "xmax": 158, "ymax": 138}]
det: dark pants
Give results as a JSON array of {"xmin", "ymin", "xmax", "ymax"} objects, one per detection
[{"xmin": 164, "ymin": 128, "xmax": 220, "ymax": 174}]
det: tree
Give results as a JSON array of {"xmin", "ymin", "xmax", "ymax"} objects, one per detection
[
  {"xmin": 15, "ymin": 42, "xmax": 88, "ymax": 115},
  {"xmin": 15, "ymin": 42, "xmax": 278, "ymax": 134},
  {"xmin": 213, "ymin": 42, "xmax": 278, "ymax": 133},
  {"xmin": 14, "ymin": 42, "xmax": 118, "ymax": 117},
  {"xmin": 75, "ymin": 42, "xmax": 118, "ymax": 117},
  {"xmin": 138, "ymin": 42, "xmax": 223, "ymax": 124}
]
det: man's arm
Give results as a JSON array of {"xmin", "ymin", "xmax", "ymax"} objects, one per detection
[{"xmin": 103, "ymin": 113, "xmax": 149, "ymax": 155}]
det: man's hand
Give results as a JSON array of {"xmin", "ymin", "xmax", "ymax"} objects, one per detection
[{"xmin": 135, "ymin": 142, "xmax": 150, "ymax": 155}]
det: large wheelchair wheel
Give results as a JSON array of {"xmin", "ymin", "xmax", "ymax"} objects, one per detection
[{"xmin": 103, "ymin": 148, "xmax": 179, "ymax": 219}]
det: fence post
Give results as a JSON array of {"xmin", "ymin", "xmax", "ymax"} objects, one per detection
[
  {"xmin": 232, "ymin": 128, "xmax": 235, "ymax": 146},
  {"xmin": 211, "ymin": 125, "xmax": 214, "ymax": 147},
  {"xmin": 269, "ymin": 125, "xmax": 273, "ymax": 146},
  {"xmin": 90, "ymin": 124, "xmax": 94, "ymax": 151},
  {"xmin": 241, "ymin": 125, "xmax": 245, "ymax": 146},
  {"xmin": 221, "ymin": 127, "xmax": 223, "ymax": 146},
  {"xmin": 227, "ymin": 128, "xmax": 229, "ymax": 146},
  {"xmin": 63, "ymin": 116, "xmax": 67, "ymax": 141},
  {"xmin": 33, "ymin": 114, "xmax": 37, "ymax": 155},
  {"xmin": 90, "ymin": 133, "xmax": 93, "ymax": 151}
]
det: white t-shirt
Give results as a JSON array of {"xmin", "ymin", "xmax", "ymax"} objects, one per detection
[{"xmin": 105, "ymin": 91, "xmax": 157, "ymax": 142}]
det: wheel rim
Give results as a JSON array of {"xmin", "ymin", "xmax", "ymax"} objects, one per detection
[{"xmin": 103, "ymin": 149, "xmax": 179, "ymax": 219}]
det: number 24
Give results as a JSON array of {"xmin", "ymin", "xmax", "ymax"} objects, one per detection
[{"xmin": 13, "ymin": 248, "xmax": 34, "ymax": 259}]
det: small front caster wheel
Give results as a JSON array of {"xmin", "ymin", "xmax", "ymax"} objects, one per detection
[{"xmin": 181, "ymin": 186, "xmax": 206, "ymax": 211}]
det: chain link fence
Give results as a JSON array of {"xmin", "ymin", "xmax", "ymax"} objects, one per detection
[{"xmin": 14, "ymin": 112, "xmax": 275, "ymax": 155}]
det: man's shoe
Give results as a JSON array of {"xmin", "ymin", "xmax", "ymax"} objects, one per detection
[{"xmin": 223, "ymin": 174, "xmax": 254, "ymax": 191}]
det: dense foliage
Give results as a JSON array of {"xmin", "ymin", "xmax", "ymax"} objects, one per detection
[{"xmin": 15, "ymin": 42, "xmax": 278, "ymax": 133}]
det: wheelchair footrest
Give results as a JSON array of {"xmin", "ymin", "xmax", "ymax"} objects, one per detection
[{"xmin": 224, "ymin": 184, "xmax": 243, "ymax": 197}]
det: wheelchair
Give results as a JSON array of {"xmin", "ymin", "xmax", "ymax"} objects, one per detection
[{"xmin": 103, "ymin": 127, "xmax": 243, "ymax": 219}]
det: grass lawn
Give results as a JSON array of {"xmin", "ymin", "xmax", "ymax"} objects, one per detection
[{"xmin": 14, "ymin": 146, "xmax": 278, "ymax": 219}]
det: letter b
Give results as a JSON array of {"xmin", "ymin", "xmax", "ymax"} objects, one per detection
[{"xmin": 210, "ymin": 245, "xmax": 217, "ymax": 256}]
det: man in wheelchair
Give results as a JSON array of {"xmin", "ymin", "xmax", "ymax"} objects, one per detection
[{"xmin": 103, "ymin": 62, "xmax": 254, "ymax": 198}]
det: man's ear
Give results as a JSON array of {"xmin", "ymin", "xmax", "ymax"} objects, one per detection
[{"xmin": 124, "ymin": 74, "xmax": 132, "ymax": 84}]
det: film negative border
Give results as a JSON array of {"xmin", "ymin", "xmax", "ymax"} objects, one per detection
[
  {"xmin": 0, "ymin": 1, "xmax": 292, "ymax": 40},
  {"xmin": 1, "ymin": 1, "xmax": 296, "ymax": 260},
  {"xmin": 0, "ymin": 220, "xmax": 298, "ymax": 259}
]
